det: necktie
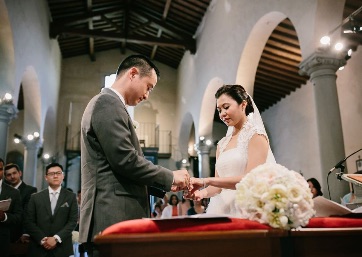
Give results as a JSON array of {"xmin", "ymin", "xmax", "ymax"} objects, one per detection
[{"xmin": 51, "ymin": 192, "xmax": 58, "ymax": 215}]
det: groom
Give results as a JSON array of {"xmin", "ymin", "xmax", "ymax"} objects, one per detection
[{"xmin": 80, "ymin": 54, "xmax": 190, "ymax": 257}]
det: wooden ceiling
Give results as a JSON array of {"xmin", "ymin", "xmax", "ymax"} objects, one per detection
[
  {"xmin": 47, "ymin": 0, "xmax": 362, "ymax": 114},
  {"xmin": 48, "ymin": 0, "xmax": 210, "ymax": 68}
]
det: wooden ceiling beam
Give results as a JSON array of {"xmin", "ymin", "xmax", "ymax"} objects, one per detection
[
  {"xmin": 254, "ymin": 80, "xmax": 294, "ymax": 94},
  {"xmin": 121, "ymin": 0, "xmax": 130, "ymax": 54},
  {"xmin": 132, "ymin": 9, "xmax": 193, "ymax": 41},
  {"xmin": 101, "ymin": 14, "xmax": 122, "ymax": 32},
  {"xmin": 263, "ymin": 45, "xmax": 302, "ymax": 62},
  {"xmin": 256, "ymin": 68, "xmax": 305, "ymax": 85},
  {"xmin": 261, "ymin": 51, "xmax": 300, "ymax": 66},
  {"xmin": 86, "ymin": 0, "xmax": 95, "ymax": 61},
  {"xmin": 56, "ymin": 28, "xmax": 196, "ymax": 51},
  {"xmin": 50, "ymin": 6, "xmax": 123, "ymax": 28},
  {"xmin": 257, "ymin": 64, "xmax": 305, "ymax": 82},
  {"xmin": 257, "ymin": 65, "xmax": 307, "ymax": 84},
  {"xmin": 255, "ymin": 76, "xmax": 300, "ymax": 91},
  {"xmin": 266, "ymin": 39, "xmax": 302, "ymax": 55},
  {"xmin": 259, "ymin": 58, "xmax": 300, "ymax": 73},
  {"xmin": 151, "ymin": 0, "xmax": 172, "ymax": 59}
]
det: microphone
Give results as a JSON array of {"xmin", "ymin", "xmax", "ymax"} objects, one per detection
[
  {"xmin": 328, "ymin": 148, "xmax": 362, "ymax": 176},
  {"xmin": 329, "ymin": 159, "xmax": 346, "ymax": 173}
]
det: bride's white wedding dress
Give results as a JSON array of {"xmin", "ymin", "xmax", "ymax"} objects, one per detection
[{"xmin": 206, "ymin": 113, "xmax": 276, "ymax": 216}]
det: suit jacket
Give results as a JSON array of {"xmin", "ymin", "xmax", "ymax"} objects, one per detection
[
  {"xmin": 0, "ymin": 181, "xmax": 23, "ymax": 257},
  {"xmin": 11, "ymin": 181, "xmax": 37, "ymax": 242},
  {"xmin": 25, "ymin": 187, "xmax": 78, "ymax": 257},
  {"xmin": 79, "ymin": 88, "xmax": 173, "ymax": 243},
  {"xmin": 18, "ymin": 181, "xmax": 37, "ymax": 211}
]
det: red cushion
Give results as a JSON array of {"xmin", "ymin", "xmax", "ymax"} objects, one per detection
[
  {"xmin": 102, "ymin": 217, "xmax": 362, "ymax": 235},
  {"xmin": 306, "ymin": 217, "xmax": 362, "ymax": 228},
  {"xmin": 102, "ymin": 217, "xmax": 270, "ymax": 235}
]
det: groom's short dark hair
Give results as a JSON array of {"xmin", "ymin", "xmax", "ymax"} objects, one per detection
[{"xmin": 116, "ymin": 55, "xmax": 160, "ymax": 79}]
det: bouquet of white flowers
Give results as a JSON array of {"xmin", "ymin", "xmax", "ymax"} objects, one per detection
[{"xmin": 235, "ymin": 163, "xmax": 315, "ymax": 230}]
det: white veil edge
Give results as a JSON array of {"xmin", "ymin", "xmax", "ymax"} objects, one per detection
[{"xmin": 225, "ymin": 94, "xmax": 276, "ymax": 163}]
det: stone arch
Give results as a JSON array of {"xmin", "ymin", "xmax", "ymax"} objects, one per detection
[
  {"xmin": 21, "ymin": 66, "xmax": 42, "ymax": 136},
  {"xmin": 178, "ymin": 112, "xmax": 195, "ymax": 159},
  {"xmin": 42, "ymin": 106, "xmax": 56, "ymax": 157},
  {"xmin": 236, "ymin": 12, "xmax": 287, "ymax": 95},
  {"xmin": 0, "ymin": 0, "xmax": 15, "ymax": 95},
  {"xmin": 198, "ymin": 77, "xmax": 224, "ymax": 138}
]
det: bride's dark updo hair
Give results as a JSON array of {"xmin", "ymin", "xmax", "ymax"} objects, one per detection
[{"xmin": 215, "ymin": 84, "xmax": 254, "ymax": 115}]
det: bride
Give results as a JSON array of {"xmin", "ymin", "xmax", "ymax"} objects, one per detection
[{"xmin": 187, "ymin": 84, "xmax": 275, "ymax": 216}]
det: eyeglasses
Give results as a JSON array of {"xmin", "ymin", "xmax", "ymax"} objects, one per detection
[{"xmin": 47, "ymin": 171, "xmax": 63, "ymax": 177}]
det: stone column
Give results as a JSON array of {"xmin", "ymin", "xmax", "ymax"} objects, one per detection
[
  {"xmin": 0, "ymin": 101, "xmax": 18, "ymax": 159},
  {"xmin": 23, "ymin": 139, "xmax": 42, "ymax": 187},
  {"xmin": 194, "ymin": 140, "xmax": 212, "ymax": 178},
  {"xmin": 299, "ymin": 51, "xmax": 348, "ymax": 200}
]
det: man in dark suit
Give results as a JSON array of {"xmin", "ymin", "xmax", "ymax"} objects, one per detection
[
  {"xmin": 25, "ymin": 163, "xmax": 78, "ymax": 257},
  {"xmin": 0, "ymin": 158, "xmax": 23, "ymax": 257},
  {"xmin": 4, "ymin": 163, "xmax": 37, "ymax": 243},
  {"xmin": 80, "ymin": 54, "xmax": 190, "ymax": 256}
]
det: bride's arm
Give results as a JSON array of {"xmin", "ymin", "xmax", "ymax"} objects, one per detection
[{"xmin": 196, "ymin": 134, "xmax": 269, "ymax": 190}]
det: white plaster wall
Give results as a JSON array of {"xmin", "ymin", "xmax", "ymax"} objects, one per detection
[
  {"xmin": 262, "ymin": 84, "xmax": 321, "ymax": 181},
  {"xmin": 6, "ymin": 0, "xmax": 61, "ymax": 153},
  {"xmin": 58, "ymin": 49, "xmax": 178, "ymax": 159}
]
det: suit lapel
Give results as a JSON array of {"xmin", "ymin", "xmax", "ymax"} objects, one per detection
[
  {"xmin": 103, "ymin": 88, "xmax": 142, "ymax": 152},
  {"xmin": 43, "ymin": 189, "xmax": 52, "ymax": 216},
  {"xmin": 102, "ymin": 88, "xmax": 131, "ymax": 117},
  {"xmin": 0, "ymin": 183, "xmax": 13, "ymax": 200}
]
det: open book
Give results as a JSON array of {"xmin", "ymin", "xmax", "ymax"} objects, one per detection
[
  {"xmin": 313, "ymin": 196, "xmax": 362, "ymax": 217},
  {"xmin": 0, "ymin": 199, "xmax": 11, "ymax": 211}
]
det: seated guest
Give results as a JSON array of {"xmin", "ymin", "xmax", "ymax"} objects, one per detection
[
  {"xmin": 307, "ymin": 178, "xmax": 323, "ymax": 198},
  {"xmin": 0, "ymin": 158, "xmax": 23, "ymax": 257},
  {"xmin": 161, "ymin": 194, "xmax": 179, "ymax": 218},
  {"xmin": 187, "ymin": 200, "xmax": 205, "ymax": 215},
  {"xmin": 4, "ymin": 163, "xmax": 37, "ymax": 243},
  {"xmin": 151, "ymin": 203, "xmax": 162, "ymax": 219},
  {"xmin": 177, "ymin": 198, "xmax": 191, "ymax": 216}
]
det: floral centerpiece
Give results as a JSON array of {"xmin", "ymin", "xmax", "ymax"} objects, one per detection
[{"xmin": 234, "ymin": 163, "xmax": 315, "ymax": 230}]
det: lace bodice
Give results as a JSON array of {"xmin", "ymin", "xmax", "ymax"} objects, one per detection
[{"xmin": 206, "ymin": 113, "xmax": 275, "ymax": 216}]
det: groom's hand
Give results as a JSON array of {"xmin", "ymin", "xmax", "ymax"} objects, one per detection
[
  {"xmin": 183, "ymin": 177, "xmax": 203, "ymax": 199},
  {"xmin": 171, "ymin": 170, "xmax": 190, "ymax": 191}
]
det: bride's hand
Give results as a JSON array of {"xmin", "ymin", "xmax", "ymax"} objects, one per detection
[
  {"xmin": 183, "ymin": 188, "xmax": 206, "ymax": 201},
  {"xmin": 192, "ymin": 190, "xmax": 206, "ymax": 201},
  {"xmin": 183, "ymin": 177, "xmax": 207, "ymax": 200},
  {"xmin": 190, "ymin": 177, "xmax": 204, "ymax": 189}
]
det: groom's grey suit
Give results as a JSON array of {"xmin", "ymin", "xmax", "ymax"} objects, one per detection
[{"xmin": 79, "ymin": 88, "xmax": 173, "ymax": 244}]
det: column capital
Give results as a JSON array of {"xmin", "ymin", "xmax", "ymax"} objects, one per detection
[
  {"xmin": 0, "ymin": 102, "xmax": 18, "ymax": 124},
  {"xmin": 194, "ymin": 141, "xmax": 213, "ymax": 155},
  {"xmin": 299, "ymin": 51, "xmax": 346, "ymax": 79},
  {"xmin": 23, "ymin": 138, "xmax": 42, "ymax": 150}
]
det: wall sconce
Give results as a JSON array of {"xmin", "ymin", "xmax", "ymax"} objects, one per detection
[
  {"xmin": 198, "ymin": 136, "xmax": 213, "ymax": 146},
  {"xmin": 41, "ymin": 153, "xmax": 56, "ymax": 164},
  {"xmin": 0, "ymin": 93, "xmax": 13, "ymax": 105},
  {"xmin": 319, "ymin": 6, "xmax": 362, "ymax": 60},
  {"xmin": 14, "ymin": 132, "xmax": 40, "ymax": 144},
  {"xmin": 343, "ymin": 17, "xmax": 362, "ymax": 34}
]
